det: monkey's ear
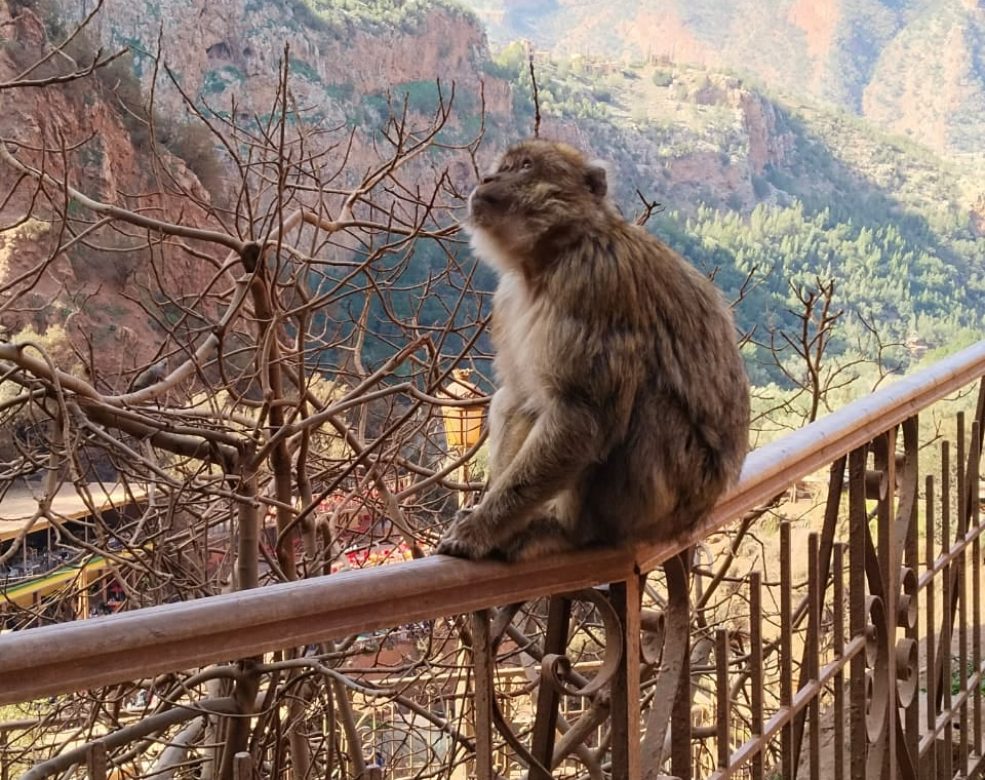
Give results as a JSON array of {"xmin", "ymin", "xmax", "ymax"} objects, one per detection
[{"xmin": 584, "ymin": 161, "xmax": 608, "ymax": 198}]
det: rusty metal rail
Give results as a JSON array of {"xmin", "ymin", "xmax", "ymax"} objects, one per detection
[{"xmin": 4, "ymin": 339, "xmax": 985, "ymax": 779}]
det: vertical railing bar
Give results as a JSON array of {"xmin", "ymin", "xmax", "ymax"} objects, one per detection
[
  {"xmin": 807, "ymin": 532, "xmax": 820, "ymax": 780},
  {"xmin": 529, "ymin": 596, "xmax": 572, "ymax": 780},
  {"xmin": 972, "ymin": 420, "xmax": 982, "ymax": 765},
  {"xmin": 849, "ymin": 446, "xmax": 868, "ymax": 779},
  {"xmin": 86, "ymin": 739, "xmax": 108, "ymax": 780},
  {"xmin": 610, "ymin": 576, "xmax": 642, "ymax": 780},
  {"xmin": 925, "ymin": 474, "xmax": 938, "ymax": 780},
  {"xmin": 233, "ymin": 751, "xmax": 253, "ymax": 780},
  {"xmin": 780, "ymin": 521, "xmax": 793, "ymax": 780},
  {"xmin": 0, "ymin": 727, "xmax": 7, "ymax": 780},
  {"xmin": 833, "ymin": 542, "xmax": 845, "ymax": 780},
  {"xmin": 942, "ymin": 441, "xmax": 955, "ymax": 780},
  {"xmin": 750, "ymin": 571, "xmax": 765, "ymax": 780},
  {"xmin": 903, "ymin": 416, "xmax": 921, "ymax": 772},
  {"xmin": 671, "ymin": 551, "xmax": 693, "ymax": 780},
  {"xmin": 962, "ymin": 383, "xmax": 985, "ymax": 542},
  {"xmin": 716, "ymin": 628, "xmax": 730, "ymax": 770},
  {"xmin": 958, "ymin": 413, "xmax": 970, "ymax": 776},
  {"xmin": 958, "ymin": 414, "xmax": 967, "ymax": 541},
  {"xmin": 792, "ymin": 457, "xmax": 846, "ymax": 769},
  {"xmin": 874, "ymin": 429, "xmax": 899, "ymax": 779},
  {"xmin": 961, "ymin": 377, "xmax": 985, "ymax": 778},
  {"xmin": 471, "ymin": 610, "xmax": 495, "ymax": 780}
]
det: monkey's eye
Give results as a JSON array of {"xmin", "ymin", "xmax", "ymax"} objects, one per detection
[{"xmin": 519, "ymin": 158, "xmax": 533, "ymax": 171}]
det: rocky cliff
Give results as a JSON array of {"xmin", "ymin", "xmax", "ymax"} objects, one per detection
[
  {"xmin": 2, "ymin": 0, "xmax": 981, "ymax": 386},
  {"xmin": 0, "ymin": 0, "xmax": 512, "ymax": 381},
  {"xmin": 66, "ymin": 0, "xmax": 512, "ymax": 132},
  {"xmin": 468, "ymin": 0, "xmax": 985, "ymax": 157},
  {"xmin": 0, "ymin": 1, "xmax": 222, "ymax": 379}
]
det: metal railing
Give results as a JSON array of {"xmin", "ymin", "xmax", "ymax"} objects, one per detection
[{"xmin": 4, "ymin": 340, "xmax": 985, "ymax": 779}]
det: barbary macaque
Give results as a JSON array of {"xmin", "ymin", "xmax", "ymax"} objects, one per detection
[{"xmin": 438, "ymin": 139, "xmax": 749, "ymax": 561}]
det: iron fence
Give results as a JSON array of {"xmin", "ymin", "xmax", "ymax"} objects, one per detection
[{"xmin": 3, "ymin": 341, "xmax": 985, "ymax": 779}]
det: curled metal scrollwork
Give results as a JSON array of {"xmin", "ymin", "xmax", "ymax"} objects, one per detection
[
  {"xmin": 863, "ymin": 594, "xmax": 890, "ymax": 742},
  {"xmin": 540, "ymin": 588, "xmax": 625, "ymax": 697},
  {"xmin": 897, "ymin": 567, "xmax": 918, "ymax": 630},
  {"xmin": 895, "ymin": 637, "xmax": 919, "ymax": 707},
  {"xmin": 640, "ymin": 608, "xmax": 666, "ymax": 666}
]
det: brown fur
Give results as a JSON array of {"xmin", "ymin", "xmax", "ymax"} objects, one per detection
[{"xmin": 437, "ymin": 139, "xmax": 750, "ymax": 561}]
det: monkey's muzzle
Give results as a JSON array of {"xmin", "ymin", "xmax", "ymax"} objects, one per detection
[{"xmin": 468, "ymin": 185, "xmax": 507, "ymax": 223}]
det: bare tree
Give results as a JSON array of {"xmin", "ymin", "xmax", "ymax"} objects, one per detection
[{"xmin": 0, "ymin": 11, "xmax": 499, "ymax": 775}]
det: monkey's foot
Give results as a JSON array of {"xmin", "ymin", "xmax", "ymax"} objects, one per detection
[{"xmin": 435, "ymin": 512, "xmax": 498, "ymax": 560}]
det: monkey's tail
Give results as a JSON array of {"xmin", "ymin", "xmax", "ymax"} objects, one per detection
[{"xmin": 640, "ymin": 550, "xmax": 691, "ymax": 776}]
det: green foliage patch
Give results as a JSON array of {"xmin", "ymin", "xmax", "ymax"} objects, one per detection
[{"xmin": 286, "ymin": 0, "xmax": 479, "ymax": 35}]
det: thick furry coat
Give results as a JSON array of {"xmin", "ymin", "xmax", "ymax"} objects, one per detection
[{"xmin": 438, "ymin": 139, "xmax": 750, "ymax": 561}]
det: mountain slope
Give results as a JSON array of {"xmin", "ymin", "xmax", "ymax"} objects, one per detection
[
  {"xmin": 62, "ymin": 0, "xmax": 511, "ymax": 128},
  {"xmin": 463, "ymin": 0, "xmax": 985, "ymax": 156}
]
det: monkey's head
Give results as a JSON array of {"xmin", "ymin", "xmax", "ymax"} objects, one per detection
[{"xmin": 467, "ymin": 139, "xmax": 614, "ymax": 273}]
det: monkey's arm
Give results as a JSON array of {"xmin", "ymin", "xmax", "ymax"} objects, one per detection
[
  {"xmin": 485, "ymin": 388, "xmax": 535, "ymax": 483},
  {"xmin": 437, "ymin": 396, "xmax": 604, "ymax": 559}
]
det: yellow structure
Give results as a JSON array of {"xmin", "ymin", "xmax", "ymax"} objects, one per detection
[
  {"xmin": 1, "ymin": 556, "xmax": 112, "ymax": 611},
  {"xmin": 439, "ymin": 369, "xmax": 485, "ymax": 507},
  {"xmin": 439, "ymin": 369, "xmax": 485, "ymax": 453},
  {"xmin": 1, "ymin": 484, "xmax": 146, "ymax": 616}
]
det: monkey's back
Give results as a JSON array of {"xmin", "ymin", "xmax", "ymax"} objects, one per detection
[{"xmin": 537, "ymin": 220, "xmax": 750, "ymax": 544}]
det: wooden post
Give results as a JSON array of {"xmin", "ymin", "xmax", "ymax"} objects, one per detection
[
  {"xmin": 233, "ymin": 751, "xmax": 252, "ymax": 780},
  {"xmin": 472, "ymin": 610, "xmax": 495, "ymax": 780},
  {"xmin": 86, "ymin": 739, "xmax": 108, "ymax": 780},
  {"xmin": 610, "ymin": 576, "xmax": 642, "ymax": 780},
  {"xmin": 670, "ymin": 551, "xmax": 693, "ymax": 780}
]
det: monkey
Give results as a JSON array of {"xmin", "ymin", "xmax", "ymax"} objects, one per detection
[{"xmin": 436, "ymin": 139, "xmax": 750, "ymax": 562}]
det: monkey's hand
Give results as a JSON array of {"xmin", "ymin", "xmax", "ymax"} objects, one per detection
[{"xmin": 435, "ymin": 509, "xmax": 498, "ymax": 560}]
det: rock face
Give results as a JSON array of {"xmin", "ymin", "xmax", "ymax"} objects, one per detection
[
  {"xmin": 0, "ymin": 1, "xmax": 221, "ymax": 378},
  {"xmin": 862, "ymin": 4, "xmax": 985, "ymax": 153},
  {"xmin": 0, "ymin": 0, "xmax": 513, "ymax": 381},
  {"xmin": 67, "ymin": 0, "xmax": 511, "ymax": 123},
  {"xmin": 471, "ymin": 0, "xmax": 985, "ymax": 156},
  {"xmin": 787, "ymin": 0, "xmax": 840, "ymax": 61},
  {"xmin": 505, "ymin": 77, "xmax": 796, "ymax": 216},
  {"xmin": 736, "ymin": 91, "xmax": 794, "ymax": 176}
]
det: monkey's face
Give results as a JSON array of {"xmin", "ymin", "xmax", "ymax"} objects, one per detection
[{"xmin": 467, "ymin": 140, "xmax": 610, "ymax": 267}]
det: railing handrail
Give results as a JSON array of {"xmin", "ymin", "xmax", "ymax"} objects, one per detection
[{"xmin": 2, "ymin": 340, "xmax": 985, "ymax": 705}]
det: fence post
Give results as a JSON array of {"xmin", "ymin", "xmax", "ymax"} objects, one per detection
[
  {"xmin": 670, "ymin": 551, "xmax": 692, "ymax": 780},
  {"xmin": 1, "ymin": 728, "xmax": 8, "ymax": 780},
  {"xmin": 471, "ymin": 609, "xmax": 495, "ymax": 780},
  {"xmin": 86, "ymin": 739, "xmax": 107, "ymax": 780},
  {"xmin": 872, "ymin": 430, "xmax": 900, "ymax": 780},
  {"xmin": 610, "ymin": 575, "xmax": 642, "ymax": 779},
  {"xmin": 233, "ymin": 751, "xmax": 252, "ymax": 780}
]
